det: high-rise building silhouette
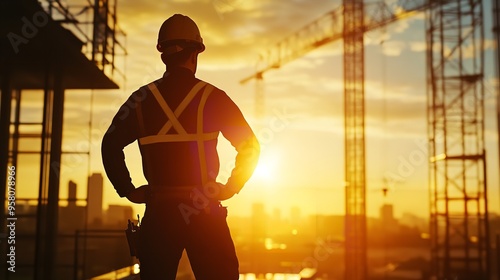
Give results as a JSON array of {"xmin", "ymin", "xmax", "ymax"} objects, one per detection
[
  {"xmin": 60, "ymin": 180, "xmax": 85, "ymax": 232},
  {"xmin": 87, "ymin": 173, "xmax": 104, "ymax": 226},
  {"xmin": 68, "ymin": 180, "xmax": 77, "ymax": 208},
  {"xmin": 380, "ymin": 203, "xmax": 397, "ymax": 233},
  {"xmin": 380, "ymin": 204, "xmax": 394, "ymax": 223}
]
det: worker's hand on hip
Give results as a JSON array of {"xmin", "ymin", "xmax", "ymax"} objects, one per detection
[
  {"xmin": 204, "ymin": 182, "xmax": 235, "ymax": 201},
  {"xmin": 217, "ymin": 184, "xmax": 236, "ymax": 201},
  {"xmin": 126, "ymin": 185, "xmax": 149, "ymax": 204}
]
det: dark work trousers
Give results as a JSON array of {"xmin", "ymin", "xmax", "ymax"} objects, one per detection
[{"xmin": 138, "ymin": 194, "xmax": 239, "ymax": 280}]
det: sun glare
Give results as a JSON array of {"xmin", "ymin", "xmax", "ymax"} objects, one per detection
[{"xmin": 253, "ymin": 151, "xmax": 279, "ymax": 182}]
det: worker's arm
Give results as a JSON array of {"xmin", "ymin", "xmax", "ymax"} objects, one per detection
[
  {"xmin": 208, "ymin": 90, "xmax": 260, "ymax": 199},
  {"xmin": 225, "ymin": 135, "xmax": 260, "ymax": 194},
  {"xmin": 101, "ymin": 93, "xmax": 141, "ymax": 199}
]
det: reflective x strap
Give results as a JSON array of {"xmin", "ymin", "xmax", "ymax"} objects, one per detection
[
  {"xmin": 138, "ymin": 83, "xmax": 217, "ymax": 147},
  {"xmin": 147, "ymin": 82, "xmax": 187, "ymax": 135},
  {"xmin": 138, "ymin": 82, "xmax": 215, "ymax": 186},
  {"xmin": 197, "ymin": 84, "xmax": 214, "ymax": 185},
  {"xmin": 158, "ymin": 81, "xmax": 207, "ymax": 135}
]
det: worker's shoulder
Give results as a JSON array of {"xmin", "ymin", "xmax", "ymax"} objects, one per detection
[
  {"xmin": 129, "ymin": 78, "xmax": 163, "ymax": 100},
  {"xmin": 198, "ymin": 79, "xmax": 231, "ymax": 100},
  {"xmin": 138, "ymin": 77, "xmax": 163, "ymax": 92},
  {"xmin": 197, "ymin": 79, "xmax": 222, "ymax": 93}
]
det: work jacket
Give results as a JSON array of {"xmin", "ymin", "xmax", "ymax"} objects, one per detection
[{"xmin": 102, "ymin": 66, "xmax": 260, "ymax": 198}]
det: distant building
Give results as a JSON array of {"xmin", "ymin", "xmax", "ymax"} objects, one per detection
[
  {"xmin": 106, "ymin": 204, "xmax": 134, "ymax": 228},
  {"xmin": 380, "ymin": 203, "xmax": 398, "ymax": 233},
  {"xmin": 59, "ymin": 205, "xmax": 86, "ymax": 232},
  {"xmin": 87, "ymin": 173, "xmax": 104, "ymax": 226},
  {"xmin": 59, "ymin": 181, "xmax": 85, "ymax": 232},
  {"xmin": 309, "ymin": 215, "xmax": 344, "ymax": 239},
  {"xmin": 400, "ymin": 212, "xmax": 428, "ymax": 231},
  {"xmin": 68, "ymin": 180, "xmax": 77, "ymax": 208}
]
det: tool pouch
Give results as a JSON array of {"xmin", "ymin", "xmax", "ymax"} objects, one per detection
[
  {"xmin": 125, "ymin": 219, "xmax": 141, "ymax": 257},
  {"xmin": 204, "ymin": 202, "xmax": 228, "ymax": 217}
]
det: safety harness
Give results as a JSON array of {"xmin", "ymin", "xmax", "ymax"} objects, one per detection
[{"xmin": 135, "ymin": 80, "xmax": 218, "ymax": 185}]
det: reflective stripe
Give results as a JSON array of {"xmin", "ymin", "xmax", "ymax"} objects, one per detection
[
  {"xmin": 197, "ymin": 84, "xmax": 214, "ymax": 185},
  {"xmin": 139, "ymin": 131, "xmax": 219, "ymax": 145}
]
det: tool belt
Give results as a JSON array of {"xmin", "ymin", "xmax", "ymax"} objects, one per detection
[
  {"xmin": 202, "ymin": 201, "xmax": 228, "ymax": 217},
  {"xmin": 125, "ymin": 218, "xmax": 140, "ymax": 257},
  {"xmin": 150, "ymin": 185, "xmax": 228, "ymax": 216},
  {"xmin": 148, "ymin": 185, "xmax": 197, "ymax": 200}
]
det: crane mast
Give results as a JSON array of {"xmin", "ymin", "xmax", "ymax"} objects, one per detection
[{"xmin": 343, "ymin": 2, "xmax": 367, "ymax": 279}]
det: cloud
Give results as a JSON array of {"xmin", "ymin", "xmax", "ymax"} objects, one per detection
[
  {"xmin": 410, "ymin": 41, "xmax": 426, "ymax": 52},
  {"xmin": 392, "ymin": 16, "xmax": 412, "ymax": 33},
  {"xmin": 381, "ymin": 40, "xmax": 406, "ymax": 56},
  {"xmin": 118, "ymin": 0, "xmax": 342, "ymax": 69}
]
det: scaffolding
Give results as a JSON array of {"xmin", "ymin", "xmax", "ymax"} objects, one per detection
[
  {"xmin": 427, "ymin": 0, "xmax": 490, "ymax": 278},
  {"xmin": 0, "ymin": 0, "xmax": 126, "ymax": 279}
]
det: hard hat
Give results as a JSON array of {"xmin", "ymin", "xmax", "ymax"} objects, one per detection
[{"xmin": 157, "ymin": 14, "xmax": 205, "ymax": 55}]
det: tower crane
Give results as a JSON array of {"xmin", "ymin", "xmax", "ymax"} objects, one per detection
[
  {"xmin": 240, "ymin": 0, "xmax": 490, "ymax": 279},
  {"xmin": 240, "ymin": 0, "xmax": 431, "ymax": 85}
]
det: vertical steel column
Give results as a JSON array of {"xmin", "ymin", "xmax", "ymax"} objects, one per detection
[
  {"xmin": 343, "ymin": 0, "xmax": 367, "ymax": 279},
  {"xmin": 92, "ymin": 0, "xmax": 98, "ymax": 63},
  {"xmin": 11, "ymin": 90, "xmax": 21, "ymax": 168},
  {"xmin": 44, "ymin": 72, "xmax": 65, "ymax": 280},
  {"xmin": 427, "ymin": 0, "xmax": 489, "ymax": 279},
  {"xmin": 34, "ymin": 70, "xmax": 54, "ymax": 280},
  {"xmin": 102, "ymin": 0, "xmax": 109, "ymax": 70}
]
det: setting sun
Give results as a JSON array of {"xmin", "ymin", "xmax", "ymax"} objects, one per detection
[{"xmin": 253, "ymin": 150, "xmax": 280, "ymax": 182}]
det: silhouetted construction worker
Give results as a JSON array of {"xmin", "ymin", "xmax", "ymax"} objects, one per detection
[{"xmin": 101, "ymin": 14, "xmax": 260, "ymax": 280}]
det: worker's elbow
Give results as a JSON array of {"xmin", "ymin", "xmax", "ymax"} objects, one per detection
[
  {"xmin": 249, "ymin": 136, "xmax": 261, "ymax": 167},
  {"xmin": 101, "ymin": 132, "xmax": 111, "ymax": 155},
  {"xmin": 254, "ymin": 141, "xmax": 260, "ymax": 158},
  {"xmin": 252, "ymin": 136, "xmax": 261, "ymax": 157}
]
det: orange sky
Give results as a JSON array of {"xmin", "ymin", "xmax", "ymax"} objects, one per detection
[{"xmin": 14, "ymin": 0, "xmax": 500, "ymax": 219}]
